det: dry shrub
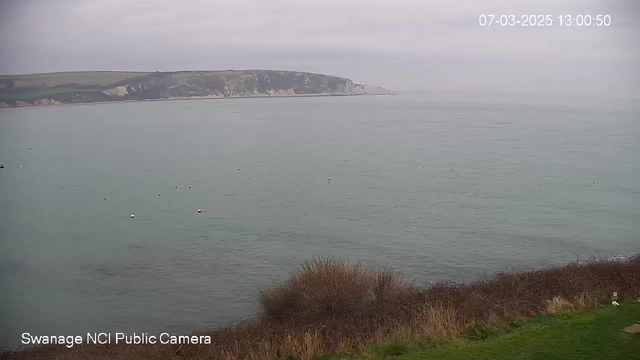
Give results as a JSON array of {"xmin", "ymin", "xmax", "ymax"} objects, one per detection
[
  {"xmin": 572, "ymin": 292, "xmax": 598, "ymax": 311},
  {"xmin": 546, "ymin": 296, "xmax": 575, "ymax": 314},
  {"xmin": 413, "ymin": 304, "xmax": 460, "ymax": 338},
  {"xmin": 546, "ymin": 293, "xmax": 597, "ymax": 315},
  {"xmin": 258, "ymin": 257, "xmax": 409, "ymax": 323},
  {"xmin": 375, "ymin": 266, "xmax": 406, "ymax": 300},
  {"xmin": 426, "ymin": 255, "xmax": 640, "ymax": 323},
  {"xmin": 279, "ymin": 331, "xmax": 323, "ymax": 360}
]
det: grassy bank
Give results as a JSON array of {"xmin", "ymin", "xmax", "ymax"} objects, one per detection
[
  {"xmin": 2, "ymin": 255, "xmax": 639, "ymax": 360},
  {"xmin": 333, "ymin": 302, "xmax": 640, "ymax": 360}
]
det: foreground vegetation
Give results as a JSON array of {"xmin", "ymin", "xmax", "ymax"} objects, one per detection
[
  {"xmin": 2, "ymin": 255, "xmax": 639, "ymax": 359},
  {"xmin": 332, "ymin": 302, "xmax": 640, "ymax": 360}
]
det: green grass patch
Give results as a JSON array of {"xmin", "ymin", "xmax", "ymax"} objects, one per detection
[
  {"xmin": 0, "ymin": 71, "xmax": 150, "ymax": 87},
  {"xmin": 324, "ymin": 303, "xmax": 640, "ymax": 360},
  {"xmin": 0, "ymin": 87, "xmax": 100, "ymax": 101}
]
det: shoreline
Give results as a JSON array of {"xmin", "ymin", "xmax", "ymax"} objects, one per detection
[{"xmin": 0, "ymin": 92, "xmax": 393, "ymax": 112}]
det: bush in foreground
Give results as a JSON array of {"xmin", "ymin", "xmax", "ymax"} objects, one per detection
[{"xmin": 258, "ymin": 257, "xmax": 414, "ymax": 323}]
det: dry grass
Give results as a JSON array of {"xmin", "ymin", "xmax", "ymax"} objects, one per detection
[
  {"xmin": 546, "ymin": 296, "xmax": 577, "ymax": 314},
  {"xmin": 546, "ymin": 293, "xmax": 598, "ymax": 315},
  {"xmin": 2, "ymin": 254, "xmax": 639, "ymax": 360}
]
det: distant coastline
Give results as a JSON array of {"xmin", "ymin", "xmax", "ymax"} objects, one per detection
[
  {"xmin": 0, "ymin": 70, "xmax": 392, "ymax": 109},
  {"xmin": 0, "ymin": 91, "xmax": 391, "ymax": 111}
]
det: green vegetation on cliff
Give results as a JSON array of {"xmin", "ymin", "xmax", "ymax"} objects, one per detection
[{"xmin": 0, "ymin": 70, "xmax": 390, "ymax": 108}]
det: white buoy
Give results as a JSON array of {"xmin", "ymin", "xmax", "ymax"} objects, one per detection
[
  {"xmin": 19, "ymin": 164, "xmax": 23, "ymax": 167},
  {"xmin": 131, "ymin": 214, "xmax": 135, "ymax": 218},
  {"xmin": 197, "ymin": 209, "xmax": 202, "ymax": 213}
]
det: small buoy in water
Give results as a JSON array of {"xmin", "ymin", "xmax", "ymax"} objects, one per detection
[
  {"xmin": 61, "ymin": 187, "xmax": 64, "ymax": 190},
  {"xmin": 175, "ymin": 186, "xmax": 178, "ymax": 188},
  {"xmin": 562, "ymin": 164, "xmax": 565, "ymax": 166},
  {"xmin": 189, "ymin": 186, "xmax": 191, "ymax": 189},
  {"xmin": 197, "ymin": 209, "xmax": 202, "ymax": 213},
  {"xmin": 29, "ymin": 148, "xmax": 32, "ymax": 150},
  {"xmin": 131, "ymin": 214, "xmax": 135, "ymax": 218},
  {"xmin": 237, "ymin": 168, "xmax": 240, "ymax": 171},
  {"xmin": 75, "ymin": 184, "xmax": 78, "ymax": 187},
  {"xmin": 104, "ymin": 197, "xmax": 107, "ymax": 200},
  {"xmin": 0, "ymin": 164, "xmax": 4, "ymax": 169},
  {"xmin": 158, "ymin": 194, "xmax": 161, "ymax": 196},
  {"xmin": 19, "ymin": 164, "xmax": 23, "ymax": 167},
  {"xmin": 593, "ymin": 181, "xmax": 596, "ymax": 184}
]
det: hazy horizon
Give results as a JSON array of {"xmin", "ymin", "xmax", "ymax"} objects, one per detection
[{"xmin": 1, "ymin": 0, "xmax": 639, "ymax": 98}]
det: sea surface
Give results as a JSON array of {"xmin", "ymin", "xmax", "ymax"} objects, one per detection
[{"xmin": 1, "ymin": 94, "xmax": 638, "ymax": 348}]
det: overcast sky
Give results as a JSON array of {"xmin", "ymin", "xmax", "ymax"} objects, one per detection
[{"xmin": 1, "ymin": 0, "xmax": 638, "ymax": 97}]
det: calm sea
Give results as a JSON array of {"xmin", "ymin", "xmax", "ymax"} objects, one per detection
[{"xmin": 0, "ymin": 94, "xmax": 638, "ymax": 348}]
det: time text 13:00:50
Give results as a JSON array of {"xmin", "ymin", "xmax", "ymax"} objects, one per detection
[{"xmin": 479, "ymin": 15, "xmax": 611, "ymax": 27}]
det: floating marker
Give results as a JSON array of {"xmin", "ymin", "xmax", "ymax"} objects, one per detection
[
  {"xmin": 175, "ymin": 186, "xmax": 178, "ymax": 188},
  {"xmin": 189, "ymin": 186, "xmax": 192, "ymax": 188},
  {"xmin": 19, "ymin": 164, "xmax": 23, "ymax": 167},
  {"xmin": 104, "ymin": 197, "xmax": 107, "ymax": 200},
  {"xmin": 197, "ymin": 209, "xmax": 202, "ymax": 213},
  {"xmin": 29, "ymin": 148, "xmax": 32, "ymax": 150},
  {"xmin": 158, "ymin": 194, "xmax": 161, "ymax": 196},
  {"xmin": 131, "ymin": 214, "xmax": 135, "ymax": 218},
  {"xmin": 75, "ymin": 184, "xmax": 78, "ymax": 187}
]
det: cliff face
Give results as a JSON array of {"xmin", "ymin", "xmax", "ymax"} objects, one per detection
[{"xmin": 0, "ymin": 70, "xmax": 391, "ymax": 108}]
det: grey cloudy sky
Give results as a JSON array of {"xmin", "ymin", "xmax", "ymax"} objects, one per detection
[{"xmin": 1, "ymin": 0, "xmax": 638, "ymax": 97}]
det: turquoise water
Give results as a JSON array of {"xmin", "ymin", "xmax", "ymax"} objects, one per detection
[{"xmin": 0, "ymin": 94, "xmax": 638, "ymax": 348}]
